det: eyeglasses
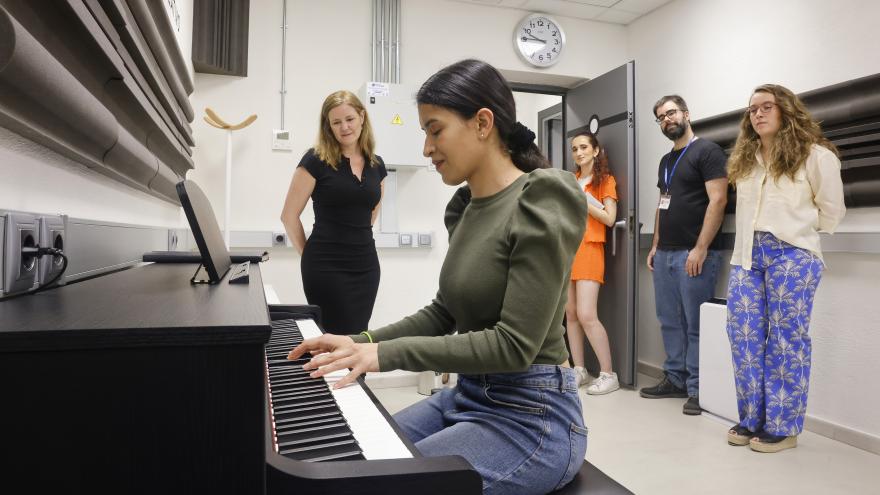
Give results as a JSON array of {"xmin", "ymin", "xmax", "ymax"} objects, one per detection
[
  {"xmin": 654, "ymin": 109, "xmax": 681, "ymax": 124},
  {"xmin": 746, "ymin": 102, "xmax": 778, "ymax": 116}
]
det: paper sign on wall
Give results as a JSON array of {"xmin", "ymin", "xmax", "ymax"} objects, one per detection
[{"xmin": 367, "ymin": 82, "xmax": 390, "ymax": 97}]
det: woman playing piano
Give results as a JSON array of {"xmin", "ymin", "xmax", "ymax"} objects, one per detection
[
  {"xmin": 280, "ymin": 90, "xmax": 387, "ymax": 334},
  {"xmin": 289, "ymin": 59, "xmax": 588, "ymax": 495}
]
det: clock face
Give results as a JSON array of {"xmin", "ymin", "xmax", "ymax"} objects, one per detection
[{"xmin": 514, "ymin": 14, "xmax": 565, "ymax": 67}]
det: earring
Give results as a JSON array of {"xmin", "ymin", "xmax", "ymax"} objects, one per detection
[{"xmin": 480, "ymin": 133, "xmax": 484, "ymax": 138}]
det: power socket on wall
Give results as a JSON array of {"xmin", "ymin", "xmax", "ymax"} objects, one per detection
[
  {"xmin": 272, "ymin": 232, "xmax": 288, "ymax": 247},
  {"xmin": 37, "ymin": 215, "xmax": 66, "ymax": 287},
  {"xmin": 2, "ymin": 212, "xmax": 39, "ymax": 296}
]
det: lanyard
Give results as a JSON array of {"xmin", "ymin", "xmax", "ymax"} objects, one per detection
[{"xmin": 663, "ymin": 137, "xmax": 696, "ymax": 193}]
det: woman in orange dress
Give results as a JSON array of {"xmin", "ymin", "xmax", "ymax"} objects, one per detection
[{"xmin": 566, "ymin": 132, "xmax": 619, "ymax": 394}]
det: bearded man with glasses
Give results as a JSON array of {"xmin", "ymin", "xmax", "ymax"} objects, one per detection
[{"xmin": 640, "ymin": 95, "xmax": 729, "ymax": 416}]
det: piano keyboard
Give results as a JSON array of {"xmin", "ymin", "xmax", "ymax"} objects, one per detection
[{"xmin": 266, "ymin": 318, "xmax": 413, "ymax": 462}]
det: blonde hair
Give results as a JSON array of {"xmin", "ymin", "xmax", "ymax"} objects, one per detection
[
  {"xmin": 727, "ymin": 84, "xmax": 837, "ymax": 186},
  {"xmin": 314, "ymin": 90, "xmax": 379, "ymax": 169}
]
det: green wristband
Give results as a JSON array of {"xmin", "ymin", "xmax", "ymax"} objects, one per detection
[{"xmin": 360, "ymin": 331, "xmax": 373, "ymax": 343}]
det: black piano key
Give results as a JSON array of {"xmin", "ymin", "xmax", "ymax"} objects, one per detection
[
  {"xmin": 275, "ymin": 411, "xmax": 345, "ymax": 428},
  {"xmin": 271, "ymin": 403, "xmax": 341, "ymax": 421},
  {"xmin": 270, "ymin": 386, "xmax": 329, "ymax": 398},
  {"xmin": 272, "ymin": 398, "xmax": 336, "ymax": 413},
  {"xmin": 277, "ymin": 425, "xmax": 356, "ymax": 447},
  {"xmin": 279, "ymin": 439, "xmax": 363, "ymax": 462},
  {"xmin": 272, "ymin": 391, "xmax": 332, "ymax": 404},
  {"xmin": 274, "ymin": 416, "xmax": 346, "ymax": 432}
]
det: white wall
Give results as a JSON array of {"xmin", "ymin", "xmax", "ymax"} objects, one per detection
[
  {"xmin": 190, "ymin": 0, "xmax": 627, "ymax": 328},
  {"xmin": 630, "ymin": 0, "xmax": 880, "ymax": 441}
]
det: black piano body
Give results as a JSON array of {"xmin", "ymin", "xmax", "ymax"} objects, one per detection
[{"xmin": 0, "ymin": 263, "xmax": 480, "ymax": 494}]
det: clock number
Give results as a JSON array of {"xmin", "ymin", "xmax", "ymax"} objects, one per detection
[
  {"xmin": 529, "ymin": 21, "xmax": 535, "ymax": 28},
  {"xmin": 539, "ymin": 55, "xmax": 544, "ymax": 61},
  {"xmin": 525, "ymin": 28, "xmax": 531, "ymax": 34},
  {"xmin": 555, "ymin": 39, "xmax": 559, "ymax": 45},
  {"xmin": 538, "ymin": 20, "xmax": 544, "ymax": 26},
  {"xmin": 521, "ymin": 36, "xmax": 528, "ymax": 42},
  {"xmin": 552, "ymin": 47, "xmax": 557, "ymax": 52},
  {"xmin": 552, "ymin": 31, "xmax": 557, "ymax": 36}
]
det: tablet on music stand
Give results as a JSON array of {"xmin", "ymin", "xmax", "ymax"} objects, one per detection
[{"xmin": 176, "ymin": 180, "xmax": 232, "ymax": 284}]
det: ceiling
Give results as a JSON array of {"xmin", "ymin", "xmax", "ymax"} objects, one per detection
[{"xmin": 452, "ymin": 0, "xmax": 673, "ymax": 25}]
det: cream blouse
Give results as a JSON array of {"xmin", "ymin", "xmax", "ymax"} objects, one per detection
[{"xmin": 731, "ymin": 144, "xmax": 846, "ymax": 270}]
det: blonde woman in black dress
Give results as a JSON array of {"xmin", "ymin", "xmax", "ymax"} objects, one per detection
[{"xmin": 281, "ymin": 90, "xmax": 387, "ymax": 334}]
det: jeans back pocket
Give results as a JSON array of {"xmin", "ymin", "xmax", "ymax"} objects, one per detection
[
  {"xmin": 555, "ymin": 423, "xmax": 588, "ymax": 491},
  {"xmin": 482, "ymin": 383, "xmax": 545, "ymax": 415}
]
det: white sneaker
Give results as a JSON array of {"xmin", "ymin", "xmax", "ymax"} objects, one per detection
[
  {"xmin": 586, "ymin": 372, "xmax": 619, "ymax": 395},
  {"xmin": 574, "ymin": 366, "xmax": 591, "ymax": 387}
]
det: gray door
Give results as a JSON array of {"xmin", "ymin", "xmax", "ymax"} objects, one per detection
[
  {"xmin": 538, "ymin": 102, "xmax": 564, "ymax": 170},
  {"xmin": 564, "ymin": 61, "xmax": 638, "ymax": 386}
]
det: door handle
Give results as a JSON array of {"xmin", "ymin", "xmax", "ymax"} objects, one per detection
[{"xmin": 611, "ymin": 219, "xmax": 627, "ymax": 256}]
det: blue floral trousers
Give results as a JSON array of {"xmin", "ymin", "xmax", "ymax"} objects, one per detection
[{"xmin": 726, "ymin": 231, "xmax": 823, "ymax": 436}]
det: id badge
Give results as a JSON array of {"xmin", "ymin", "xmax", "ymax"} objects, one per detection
[{"xmin": 659, "ymin": 194, "xmax": 672, "ymax": 210}]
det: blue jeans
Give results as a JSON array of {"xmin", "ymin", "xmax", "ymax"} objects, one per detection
[
  {"xmin": 393, "ymin": 365, "xmax": 587, "ymax": 495},
  {"xmin": 652, "ymin": 249, "xmax": 722, "ymax": 397},
  {"xmin": 726, "ymin": 232, "xmax": 823, "ymax": 435}
]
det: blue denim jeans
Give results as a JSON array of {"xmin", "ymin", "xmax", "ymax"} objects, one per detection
[
  {"xmin": 393, "ymin": 365, "xmax": 587, "ymax": 495},
  {"xmin": 652, "ymin": 249, "xmax": 722, "ymax": 397},
  {"xmin": 726, "ymin": 232, "xmax": 823, "ymax": 435}
]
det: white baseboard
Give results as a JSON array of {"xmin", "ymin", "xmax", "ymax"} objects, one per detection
[{"xmin": 637, "ymin": 360, "xmax": 880, "ymax": 455}]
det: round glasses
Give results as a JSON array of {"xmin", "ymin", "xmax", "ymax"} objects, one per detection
[
  {"xmin": 746, "ymin": 102, "xmax": 778, "ymax": 116},
  {"xmin": 654, "ymin": 108, "xmax": 681, "ymax": 124}
]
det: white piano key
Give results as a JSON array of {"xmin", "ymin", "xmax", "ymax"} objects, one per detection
[{"xmin": 293, "ymin": 319, "xmax": 413, "ymax": 460}]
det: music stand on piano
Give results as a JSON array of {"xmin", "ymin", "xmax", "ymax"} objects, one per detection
[{"xmin": 177, "ymin": 179, "xmax": 253, "ymax": 284}]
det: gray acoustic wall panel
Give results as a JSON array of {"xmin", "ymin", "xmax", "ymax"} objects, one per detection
[
  {"xmin": 0, "ymin": 1, "xmax": 195, "ymax": 204},
  {"xmin": 192, "ymin": 0, "xmax": 250, "ymax": 76}
]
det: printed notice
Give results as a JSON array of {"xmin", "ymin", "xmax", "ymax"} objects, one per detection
[{"xmin": 367, "ymin": 82, "xmax": 390, "ymax": 97}]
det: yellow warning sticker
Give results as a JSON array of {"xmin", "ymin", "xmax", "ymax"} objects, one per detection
[{"xmin": 391, "ymin": 114, "xmax": 403, "ymax": 125}]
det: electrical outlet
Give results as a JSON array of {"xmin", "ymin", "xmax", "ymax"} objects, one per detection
[
  {"xmin": 3, "ymin": 212, "xmax": 38, "ymax": 295},
  {"xmin": 37, "ymin": 215, "xmax": 66, "ymax": 287},
  {"xmin": 398, "ymin": 232, "xmax": 413, "ymax": 247},
  {"xmin": 418, "ymin": 232, "xmax": 433, "ymax": 247},
  {"xmin": 272, "ymin": 232, "xmax": 287, "ymax": 247}
]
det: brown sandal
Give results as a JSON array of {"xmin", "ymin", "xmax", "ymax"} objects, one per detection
[{"xmin": 727, "ymin": 425, "xmax": 757, "ymax": 446}]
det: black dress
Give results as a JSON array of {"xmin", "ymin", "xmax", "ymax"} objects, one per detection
[{"xmin": 298, "ymin": 149, "xmax": 387, "ymax": 334}]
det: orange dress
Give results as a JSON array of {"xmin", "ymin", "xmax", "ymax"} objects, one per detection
[{"xmin": 571, "ymin": 173, "xmax": 618, "ymax": 283}]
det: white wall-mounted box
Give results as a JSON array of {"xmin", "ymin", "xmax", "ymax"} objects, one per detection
[{"xmin": 359, "ymin": 82, "xmax": 431, "ymax": 168}]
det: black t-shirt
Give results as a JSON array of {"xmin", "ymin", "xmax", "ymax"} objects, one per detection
[
  {"xmin": 298, "ymin": 148, "xmax": 388, "ymax": 245},
  {"xmin": 655, "ymin": 137, "xmax": 727, "ymax": 250}
]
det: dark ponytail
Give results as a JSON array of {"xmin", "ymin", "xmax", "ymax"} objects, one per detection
[{"xmin": 416, "ymin": 59, "xmax": 549, "ymax": 173}]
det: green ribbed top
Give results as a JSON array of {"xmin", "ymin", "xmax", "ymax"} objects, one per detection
[{"xmin": 351, "ymin": 168, "xmax": 587, "ymax": 373}]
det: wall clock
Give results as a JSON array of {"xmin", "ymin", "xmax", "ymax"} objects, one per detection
[{"xmin": 514, "ymin": 13, "xmax": 565, "ymax": 68}]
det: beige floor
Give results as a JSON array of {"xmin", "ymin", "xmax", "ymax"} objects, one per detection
[{"xmin": 370, "ymin": 375, "xmax": 879, "ymax": 495}]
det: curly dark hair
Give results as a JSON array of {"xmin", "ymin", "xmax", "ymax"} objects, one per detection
[{"xmin": 571, "ymin": 132, "xmax": 611, "ymax": 187}]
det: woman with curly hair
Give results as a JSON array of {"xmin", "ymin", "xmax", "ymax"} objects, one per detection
[
  {"xmin": 565, "ymin": 132, "xmax": 620, "ymax": 394},
  {"xmin": 724, "ymin": 84, "xmax": 845, "ymax": 453}
]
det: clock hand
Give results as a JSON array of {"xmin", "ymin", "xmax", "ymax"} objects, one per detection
[{"xmin": 523, "ymin": 33, "xmax": 547, "ymax": 43}]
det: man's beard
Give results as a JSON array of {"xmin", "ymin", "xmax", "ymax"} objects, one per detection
[{"xmin": 662, "ymin": 119, "xmax": 688, "ymax": 140}]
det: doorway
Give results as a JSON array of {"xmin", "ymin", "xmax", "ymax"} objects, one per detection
[{"xmin": 511, "ymin": 61, "xmax": 639, "ymax": 386}]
